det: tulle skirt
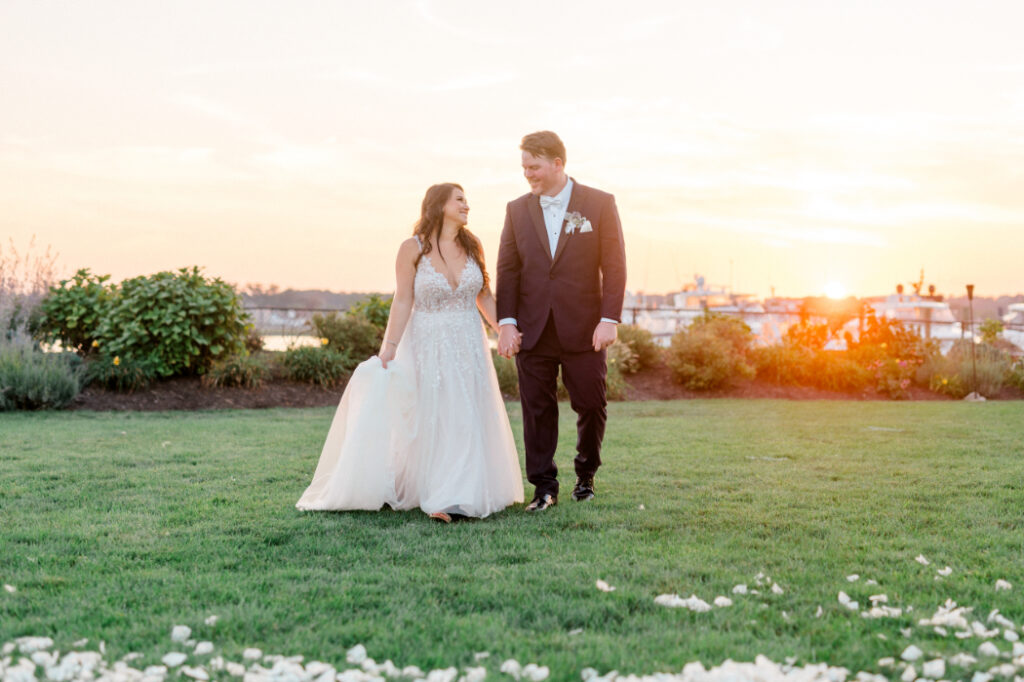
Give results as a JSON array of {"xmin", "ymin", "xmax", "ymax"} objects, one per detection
[{"xmin": 296, "ymin": 309, "xmax": 524, "ymax": 517}]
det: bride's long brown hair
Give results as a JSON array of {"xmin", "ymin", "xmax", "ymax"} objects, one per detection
[{"xmin": 413, "ymin": 183, "xmax": 489, "ymax": 288}]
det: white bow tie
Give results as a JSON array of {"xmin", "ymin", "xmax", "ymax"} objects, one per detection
[{"xmin": 539, "ymin": 195, "xmax": 562, "ymax": 211}]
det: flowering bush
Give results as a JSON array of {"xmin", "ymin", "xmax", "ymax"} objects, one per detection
[
  {"xmin": 34, "ymin": 269, "xmax": 111, "ymax": 354},
  {"xmin": 309, "ymin": 311, "xmax": 381, "ymax": 362},
  {"xmin": 84, "ymin": 352, "xmax": 159, "ymax": 392},
  {"xmin": 614, "ymin": 324, "xmax": 661, "ymax": 372},
  {"xmin": 666, "ymin": 313, "xmax": 755, "ymax": 390}
]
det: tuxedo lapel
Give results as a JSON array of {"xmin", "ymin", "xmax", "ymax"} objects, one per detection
[
  {"xmin": 551, "ymin": 180, "xmax": 585, "ymax": 266},
  {"xmin": 526, "ymin": 195, "xmax": 552, "ymax": 264}
]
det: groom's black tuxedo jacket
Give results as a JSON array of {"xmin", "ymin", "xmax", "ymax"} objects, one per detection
[{"xmin": 496, "ymin": 179, "xmax": 627, "ymax": 353}]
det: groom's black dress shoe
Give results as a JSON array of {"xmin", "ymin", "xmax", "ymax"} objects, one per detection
[
  {"xmin": 571, "ymin": 476, "xmax": 595, "ymax": 501},
  {"xmin": 525, "ymin": 493, "xmax": 557, "ymax": 512}
]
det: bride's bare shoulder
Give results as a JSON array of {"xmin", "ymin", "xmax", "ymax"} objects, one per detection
[{"xmin": 398, "ymin": 237, "xmax": 421, "ymax": 258}]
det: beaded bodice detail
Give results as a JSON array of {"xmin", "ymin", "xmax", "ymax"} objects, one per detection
[{"xmin": 413, "ymin": 253, "xmax": 483, "ymax": 313}]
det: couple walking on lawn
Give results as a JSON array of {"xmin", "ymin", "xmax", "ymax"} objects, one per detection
[{"xmin": 296, "ymin": 131, "xmax": 627, "ymax": 521}]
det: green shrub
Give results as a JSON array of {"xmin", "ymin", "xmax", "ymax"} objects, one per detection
[
  {"xmin": 34, "ymin": 268, "xmax": 111, "ymax": 353},
  {"xmin": 607, "ymin": 340, "xmax": 639, "ymax": 374},
  {"xmin": 615, "ymin": 324, "xmax": 661, "ymax": 372},
  {"xmin": 84, "ymin": 353, "xmax": 159, "ymax": 392},
  {"xmin": 605, "ymin": 355, "xmax": 628, "ymax": 401},
  {"xmin": 753, "ymin": 344, "xmax": 871, "ymax": 393},
  {"xmin": 309, "ymin": 311, "xmax": 381, "ymax": 362},
  {"xmin": 202, "ymin": 353, "xmax": 271, "ymax": 389},
  {"xmin": 282, "ymin": 346, "xmax": 353, "ymax": 388},
  {"xmin": 96, "ymin": 267, "xmax": 250, "ymax": 378},
  {"xmin": 244, "ymin": 327, "xmax": 265, "ymax": 353},
  {"xmin": 1007, "ymin": 360, "xmax": 1024, "ymax": 393},
  {"xmin": 667, "ymin": 314, "xmax": 755, "ymax": 390},
  {"xmin": 348, "ymin": 294, "xmax": 392, "ymax": 332},
  {"xmin": 0, "ymin": 342, "xmax": 83, "ymax": 410},
  {"xmin": 491, "ymin": 350, "xmax": 519, "ymax": 399}
]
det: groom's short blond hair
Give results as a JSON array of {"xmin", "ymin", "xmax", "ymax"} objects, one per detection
[{"xmin": 520, "ymin": 131, "xmax": 566, "ymax": 165}]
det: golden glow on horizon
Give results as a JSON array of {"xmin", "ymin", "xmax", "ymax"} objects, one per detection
[
  {"xmin": 824, "ymin": 282, "xmax": 848, "ymax": 300},
  {"xmin": 1, "ymin": 2, "xmax": 1023, "ymax": 298}
]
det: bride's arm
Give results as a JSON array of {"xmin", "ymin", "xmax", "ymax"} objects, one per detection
[
  {"xmin": 476, "ymin": 285, "xmax": 499, "ymax": 334},
  {"xmin": 379, "ymin": 238, "xmax": 419, "ymax": 368}
]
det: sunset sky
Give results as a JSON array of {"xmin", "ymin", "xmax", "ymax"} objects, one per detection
[{"xmin": 2, "ymin": 1, "xmax": 1023, "ymax": 299}]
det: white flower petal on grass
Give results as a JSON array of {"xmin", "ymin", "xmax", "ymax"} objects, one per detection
[
  {"xmin": 868, "ymin": 594, "xmax": 888, "ymax": 604},
  {"xmin": 900, "ymin": 663, "xmax": 917, "ymax": 682},
  {"xmin": 937, "ymin": 566, "xmax": 953, "ymax": 577},
  {"xmin": 900, "ymin": 645, "xmax": 923, "ymax": 662},
  {"xmin": 732, "ymin": 584, "xmax": 748, "ymax": 595},
  {"xmin": 595, "ymin": 580, "xmax": 615, "ymax": 592},
  {"xmin": 522, "ymin": 663, "xmax": 550, "ymax": 681},
  {"xmin": 568, "ymin": 628, "xmax": 583, "ymax": 636},
  {"xmin": 72, "ymin": 638, "xmax": 89, "ymax": 648},
  {"xmin": 500, "ymin": 659, "xmax": 522, "ymax": 679},
  {"xmin": 170, "ymin": 626, "xmax": 191, "ymax": 643},
  {"xmin": 3, "ymin": 584, "xmax": 16, "ymax": 594},
  {"xmin": 971, "ymin": 621, "xmax": 999, "ymax": 638},
  {"xmin": 991, "ymin": 663, "xmax": 1017, "ymax": 677},
  {"xmin": 243, "ymin": 648, "xmax": 263, "ymax": 661},
  {"xmin": 16, "ymin": 637, "xmax": 55, "ymax": 653},
  {"xmin": 402, "ymin": 666, "xmax": 425, "ymax": 679},
  {"xmin": 473, "ymin": 652, "xmax": 490, "ymax": 661},
  {"xmin": 995, "ymin": 579, "xmax": 1013, "ymax": 591},
  {"xmin": 225, "ymin": 661, "xmax": 246, "ymax": 676},
  {"xmin": 771, "ymin": 583, "xmax": 784, "ymax": 595},
  {"xmin": 1012, "ymin": 641, "xmax": 1024, "ymax": 656},
  {"xmin": 865, "ymin": 579, "xmax": 879, "ymax": 586},
  {"xmin": 161, "ymin": 652, "xmax": 187, "ymax": 668},
  {"xmin": 978, "ymin": 641, "xmax": 1001, "ymax": 657},
  {"xmin": 714, "ymin": 596, "xmax": 733, "ymax": 608},
  {"xmin": 181, "ymin": 665, "xmax": 209, "ymax": 680},
  {"xmin": 970, "ymin": 673, "xmax": 993, "ymax": 682},
  {"xmin": 463, "ymin": 666, "xmax": 487, "ymax": 682},
  {"xmin": 581, "ymin": 668, "xmax": 599, "ymax": 681},
  {"xmin": 877, "ymin": 657, "xmax": 895, "ymax": 667},
  {"xmin": 921, "ymin": 659, "xmax": 945, "ymax": 678},
  {"xmin": 900, "ymin": 627, "xmax": 913, "ymax": 638},
  {"xmin": 1004, "ymin": 630, "xmax": 1019, "ymax": 642},
  {"xmin": 949, "ymin": 653, "xmax": 978, "ymax": 667},
  {"xmin": 934, "ymin": 626, "xmax": 948, "ymax": 636},
  {"xmin": 815, "ymin": 605, "xmax": 823, "ymax": 618},
  {"xmin": 637, "ymin": 504, "xmax": 645, "ymax": 511},
  {"xmin": 204, "ymin": 615, "xmax": 219, "ymax": 626},
  {"xmin": 425, "ymin": 667, "xmax": 457, "ymax": 682},
  {"xmin": 987, "ymin": 609, "xmax": 1015, "ymax": 629},
  {"xmin": 915, "ymin": 554, "xmax": 930, "ymax": 566},
  {"xmin": 144, "ymin": 665, "xmax": 169, "ymax": 676},
  {"xmin": 846, "ymin": 574, "xmax": 860, "ymax": 582},
  {"xmin": 193, "ymin": 642, "xmax": 214, "ymax": 656},
  {"xmin": 838, "ymin": 592, "xmax": 859, "ymax": 611}
]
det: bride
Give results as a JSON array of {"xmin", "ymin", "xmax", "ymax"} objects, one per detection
[{"xmin": 296, "ymin": 183, "xmax": 524, "ymax": 521}]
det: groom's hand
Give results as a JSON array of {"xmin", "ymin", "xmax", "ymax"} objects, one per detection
[
  {"xmin": 592, "ymin": 321, "xmax": 617, "ymax": 352},
  {"xmin": 498, "ymin": 324, "xmax": 521, "ymax": 358}
]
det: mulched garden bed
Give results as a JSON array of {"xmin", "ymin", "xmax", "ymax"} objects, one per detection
[{"xmin": 69, "ymin": 362, "xmax": 1024, "ymax": 411}]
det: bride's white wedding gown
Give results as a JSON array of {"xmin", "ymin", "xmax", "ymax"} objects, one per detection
[{"xmin": 295, "ymin": 248, "xmax": 524, "ymax": 517}]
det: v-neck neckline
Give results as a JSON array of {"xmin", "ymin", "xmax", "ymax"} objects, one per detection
[{"xmin": 424, "ymin": 254, "xmax": 470, "ymax": 293}]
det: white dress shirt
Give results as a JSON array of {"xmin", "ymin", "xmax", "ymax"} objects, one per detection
[{"xmin": 500, "ymin": 178, "xmax": 617, "ymax": 329}]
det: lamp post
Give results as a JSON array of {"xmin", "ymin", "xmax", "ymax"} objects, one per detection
[{"xmin": 967, "ymin": 284, "xmax": 977, "ymax": 397}]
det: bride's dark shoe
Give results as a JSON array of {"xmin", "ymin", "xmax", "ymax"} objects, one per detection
[
  {"xmin": 571, "ymin": 476, "xmax": 595, "ymax": 501},
  {"xmin": 525, "ymin": 493, "xmax": 557, "ymax": 512}
]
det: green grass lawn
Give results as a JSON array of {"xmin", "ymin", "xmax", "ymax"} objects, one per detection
[{"xmin": 1, "ymin": 400, "xmax": 1023, "ymax": 680}]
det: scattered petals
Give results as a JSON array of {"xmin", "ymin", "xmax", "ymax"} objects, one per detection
[
  {"xmin": 868, "ymin": 594, "xmax": 888, "ymax": 604},
  {"xmin": 713, "ymin": 596, "xmax": 733, "ymax": 608},
  {"xmin": 838, "ymin": 591, "xmax": 859, "ymax": 611},
  {"xmin": 194, "ymin": 641, "xmax": 214, "ymax": 656},
  {"xmin": 846, "ymin": 574, "xmax": 860, "ymax": 582},
  {"xmin": 915, "ymin": 554, "xmax": 930, "ymax": 566},
  {"xmin": 568, "ymin": 628, "xmax": 583, "ymax": 636},
  {"xmin": 995, "ymin": 579, "xmax": 1012, "ymax": 591},
  {"xmin": 901, "ymin": 645, "xmax": 923, "ymax": 662},
  {"xmin": 474, "ymin": 652, "xmax": 490, "ymax": 661},
  {"xmin": 732, "ymin": 584, "xmax": 748, "ymax": 595},
  {"xmin": 815, "ymin": 605, "xmax": 823, "ymax": 618},
  {"xmin": 654, "ymin": 593, "xmax": 712, "ymax": 612},
  {"xmin": 204, "ymin": 615, "xmax": 219, "ymax": 626},
  {"xmin": 771, "ymin": 583, "xmax": 784, "ymax": 595},
  {"xmin": 900, "ymin": 663, "xmax": 916, "ymax": 682},
  {"xmin": 865, "ymin": 579, "xmax": 879, "ymax": 586},
  {"xmin": 595, "ymin": 579, "xmax": 616, "ymax": 592},
  {"xmin": 877, "ymin": 657, "xmax": 895, "ymax": 667},
  {"xmin": 181, "ymin": 665, "xmax": 209, "ymax": 680},
  {"xmin": 1004, "ymin": 629, "xmax": 1019, "ymax": 642},
  {"xmin": 161, "ymin": 652, "xmax": 187, "ymax": 667},
  {"xmin": 225, "ymin": 662, "xmax": 246, "ymax": 676},
  {"xmin": 637, "ymin": 504, "xmax": 645, "ymax": 510},
  {"xmin": 243, "ymin": 648, "xmax": 263, "ymax": 661},
  {"xmin": 3, "ymin": 584, "xmax": 16, "ymax": 594},
  {"xmin": 522, "ymin": 663, "xmax": 550, "ymax": 681},
  {"xmin": 978, "ymin": 641, "xmax": 1000, "ymax": 657},
  {"xmin": 464, "ymin": 666, "xmax": 487, "ymax": 682},
  {"xmin": 921, "ymin": 659, "xmax": 945, "ymax": 678},
  {"xmin": 500, "ymin": 659, "xmax": 522, "ymax": 678},
  {"xmin": 949, "ymin": 653, "xmax": 978, "ymax": 667},
  {"xmin": 937, "ymin": 566, "xmax": 953, "ymax": 577},
  {"xmin": 171, "ymin": 626, "xmax": 192, "ymax": 643}
]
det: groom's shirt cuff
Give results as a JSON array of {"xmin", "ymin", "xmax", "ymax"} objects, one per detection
[
  {"xmin": 600, "ymin": 317, "xmax": 619, "ymax": 324},
  {"xmin": 499, "ymin": 318, "xmax": 518, "ymax": 327}
]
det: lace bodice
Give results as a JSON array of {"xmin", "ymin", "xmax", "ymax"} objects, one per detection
[{"xmin": 413, "ymin": 254, "xmax": 482, "ymax": 313}]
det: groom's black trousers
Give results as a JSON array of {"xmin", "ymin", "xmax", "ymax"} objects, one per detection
[{"xmin": 516, "ymin": 313, "xmax": 607, "ymax": 498}]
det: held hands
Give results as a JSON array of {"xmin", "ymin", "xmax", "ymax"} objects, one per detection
[
  {"xmin": 592, "ymin": 321, "xmax": 617, "ymax": 352},
  {"xmin": 497, "ymin": 324, "xmax": 522, "ymax": 358}
]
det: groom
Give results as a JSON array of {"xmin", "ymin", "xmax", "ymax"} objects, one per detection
[{"xmin": 495, "ymin": 131, "xmax": 627, "ymax": 512}]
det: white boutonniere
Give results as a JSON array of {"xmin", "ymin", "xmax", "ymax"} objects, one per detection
[{"xmin": 564, "ymin": 211, "xmax": 593, "ymax": 235}]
